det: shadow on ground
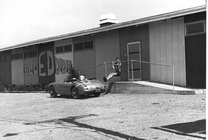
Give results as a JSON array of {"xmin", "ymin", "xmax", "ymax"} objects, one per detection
[
  {"xmin": 151, "ymin": 119, "xmax": 206, "ymax": 139},
  {"xmin": 4, "ymin": 114, "xmax": 145, "ymax": 140}
]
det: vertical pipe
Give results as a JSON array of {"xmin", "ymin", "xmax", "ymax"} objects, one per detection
[
  {"xmin": 131, "ymin": 60, "xmax": 134, "ymax": 81},
  {"xmin": 172, "ymin": 65, "xmax": 175, "ymax": 91},
  {"xmin": 104, "ymin": 62, "xmax": 107, "ymax": 78}
]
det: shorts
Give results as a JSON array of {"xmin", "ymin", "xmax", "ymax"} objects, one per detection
[{"xmin": 115, "ymin": 71, "xmax": 121, "ymax": 76}]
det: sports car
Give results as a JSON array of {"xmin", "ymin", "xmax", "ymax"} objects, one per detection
[{"xmin": 49, "ymin": 75, "xmax": 106, "ymax": 99}]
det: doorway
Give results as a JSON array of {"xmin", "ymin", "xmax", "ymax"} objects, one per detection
[{"xmin": 127, "ymin": 42, "xmax": 141, "ymax": 81}]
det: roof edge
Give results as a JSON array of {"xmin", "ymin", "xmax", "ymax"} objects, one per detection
[{"xmin": 0, "ymin": 5, "xmax": 206, "ymax": 52}]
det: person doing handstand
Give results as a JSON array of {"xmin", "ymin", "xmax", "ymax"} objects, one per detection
[{"xmin": 103, "ymin": 57, "xmax": 121, "ymax": 82}]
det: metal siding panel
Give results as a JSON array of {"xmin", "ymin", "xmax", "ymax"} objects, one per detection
[
  {"xmin": 160, "ymin": 23, "xmax": 167, "ymax": 83},
  {"xmin": 12, "ymin": 60, "xmax": 24, "ymax": 85},
  {"xmin": 172, "ymin": 19, "xmax": 180, "ymax": 85},
  {"xmin": 166, "ymin": 20, "xmax": 174, "ymax": 84},
  {"xmin": 54, "ymin": 38, "xmax": 73, "ymax": 47},
  {"xmin": 149, "ymin": 23, "xmax": 156, "ymax": 81},
  {"xmin": 0, "ymin": 62, "xmax": 4, "ymax": 84},
  {"xmin": 74, "ymin": 50, "xmax": 95, "ymax": 79},
  {"xmin": 95, "ymin": 30, "xmax": 120, "ymax": 82},
  {"xmin": 55, "ymin": 52, "xmax": 73, "ymax": 82},
  {"xmin": 178, "ymin": 18, "xmax": 186, "ymax": 86},
  {"xmin": 154, "ymin": 22, "xmax": 161, "ymax": 82},
  {"xmin": 24, "ymin": 58, "xmax": 39, "ymax": 85},
  {"xmin": 38, "ymin": 42, "xmax": 55, "ymax": 85}
]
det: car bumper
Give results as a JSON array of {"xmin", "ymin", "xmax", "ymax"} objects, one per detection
[{"xmin": 83, "ymin": 89, "xmax": 105, "ymax": 95}]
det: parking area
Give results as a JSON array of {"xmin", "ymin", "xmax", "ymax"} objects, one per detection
[{"xmin": 0, "ymin": 92, "xmax": 206, "ymax": 140}]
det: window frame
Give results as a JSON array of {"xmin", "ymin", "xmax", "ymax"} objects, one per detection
[
  {"xmin": 55, "ymin": 46, "xmax": 64, "ymax": 54},
  {"xmin": 74, "ymin": 43, "xmax": 84, "ymax": 51},
  {"xmin": 64, "ymin": 44, "xmax": 72, "ymax": 52},
  {"xmin": 55, "ymin": 44, "xmax": 72, "ymax": 54},
  {"xmin": 24, "ymin": 50, "xmax": 37, "ymax": 59},
  {"xmin": 74, "ymin": 41, "xmax": 93, "ymax": 52},
  {"xmin": 186, "ymin": 20, "xmax": 206, "ymax": 36}
]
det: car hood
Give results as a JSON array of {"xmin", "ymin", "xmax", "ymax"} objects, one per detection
[
  {"xmin": 83, "ymin": 79, "xmax": 104, "ymax": 86},
  {"xmin": 49, "ymin": 82, "xmax": 64, "ymax": 86}
]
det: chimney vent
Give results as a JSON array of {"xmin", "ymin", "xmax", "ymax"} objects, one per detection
[{"xmin": 99, "ymin": 13, "xmax": 118, "ymax": 27}]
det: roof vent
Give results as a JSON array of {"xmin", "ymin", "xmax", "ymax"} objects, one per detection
[{"xmin": 99, "ymin": 13, "xmax": 118, "ymax": 27}]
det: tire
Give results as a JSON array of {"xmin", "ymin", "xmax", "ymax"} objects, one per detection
[
  {"xmin": 49, "ymin": 86, "xmax": 57, "ymax": 98},
  {"xmin": 71, "ymin": 88, "xmax": 80, "ymax": 99}
]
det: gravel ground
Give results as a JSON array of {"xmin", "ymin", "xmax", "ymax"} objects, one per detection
[{"xmin": 0, "ymin": 92, "xmax": 206, "ymax": 140}]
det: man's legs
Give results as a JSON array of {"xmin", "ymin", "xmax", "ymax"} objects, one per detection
[{"xmin": 103, "ymin": 72, "xmax": 116, "ymax": 82}]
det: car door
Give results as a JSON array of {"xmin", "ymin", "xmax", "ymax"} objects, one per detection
[{"xmin": 61, "ymin": 82, "xmax": 72, "ymax": 95}]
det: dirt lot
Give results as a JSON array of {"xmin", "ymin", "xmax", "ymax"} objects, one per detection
[{"xmin": 0, "ymin": 92, "xmax": 206, "ymax": 140}]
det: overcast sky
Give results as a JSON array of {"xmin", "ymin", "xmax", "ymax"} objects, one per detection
[{"xmin": 0, "ymin": 0, "xmax": 206, "ymax": 49}]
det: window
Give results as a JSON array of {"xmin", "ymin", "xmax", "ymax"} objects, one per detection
[
  {"xmin": 56, "ymin": 46, "xmax": 64, "ymax": 54},
  {"xmin": 12, "ymin": 54, "xmax": 18, "ymax": 60},
  {"xmin": 1, "ymin": 56, "xmax": 5, "ymax": 62},
  {"xmin": 64, "ymin": 45, "xmax": 72, "ymax": 52},
  {"xmin": 74, "ymin": 41, "xmax": 93, "ymax": 51},
  {"xmin": 55, "ymin": 45, "xmax": 72, "ymax": 54},
  {"xmin": 24, "ymin": 51, "xmax": 31, "ymax": 58},
  {"xmin": 24, "ymin": 51, "xmax": 37, "ymax": 58},
  {"xmin": 6, "ymin": 55, "xmax": 11, "ymax": 61},
  {"xmin": 84, "ymin": 41, "xmax": 93, "ymax": 49},
  {"xmin": 74, "ymin": 43, "xmax": 83, "ymax": 51},
  {"xmin": 18, "ymin": 53, "xmax": 23, "ymax": 59},
  {"xmin": 31, "ymin": 51, "xmax": 37, "ymax": 57},
  {"xmin": 186, "ymin": 21, "xmax": 206, "ymax": 36}
]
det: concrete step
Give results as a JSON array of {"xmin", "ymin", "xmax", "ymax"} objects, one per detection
[{"xmin": 105, "ymin": 81, "xmax": 206, "ymax": 95}]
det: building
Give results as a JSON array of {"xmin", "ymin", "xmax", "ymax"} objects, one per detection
[{"xmin": 0, "ymin": 5, "xmax": 206, "ymax": 88}]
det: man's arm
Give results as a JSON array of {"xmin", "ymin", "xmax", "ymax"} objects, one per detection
[{"xmin": 112, "ymin": 61, "xmax": 115, "ymax": 69}]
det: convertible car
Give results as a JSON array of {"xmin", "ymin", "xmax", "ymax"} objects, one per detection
[{"xmin": 49, "ymin": 75, "xmax": 106, "ymax": 99}]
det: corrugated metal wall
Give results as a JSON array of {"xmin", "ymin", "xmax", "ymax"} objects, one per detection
[
  {"xmin": 54, "ymin": 39, "xmax": 73, "ymax": 82},
  {"xmin": 24, "ymin": 46, "xmax": 39, "ymax": 85},
  {"xmin": 38, "ymin": 42, "xmax": 55, "ymax": 85},
  {"xmin": 73, "ymin": 35, "xmax": 95, "ymax": 79},
  {"xmin": 95, "ymin": 30, "xmax": 120, "ymax": 82},
  {"xmin": 11, "ymin": 48, "xmax": 24, "ymax": 85},
  {"xmin": 149, "ymin": 17, "xmax": 186, "ymax": 86},
  {"xmin": 0, "ymin": 51, "xmax": 11, "ymax": 85}
]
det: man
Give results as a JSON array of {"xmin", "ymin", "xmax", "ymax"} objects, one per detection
[
  {"xmin": 64, "ymin": 66, "xmax": 78, "ymax": 82},
  {"xmin": 103, "ymin": 57, "xmax": 121, "ymax": 82}
]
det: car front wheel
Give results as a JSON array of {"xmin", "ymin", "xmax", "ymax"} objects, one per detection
[
  {"xmin": 49, "ymin": 86, "xmax": 57, "ymax": 98},
  {"xmin": 71, "ymin": 88, "xmax": 80, "ymax": 99}
]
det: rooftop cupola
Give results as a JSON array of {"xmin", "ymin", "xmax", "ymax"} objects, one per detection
[{"xmin": 99, "ymin": 13, "xmax": 118, "ymax": 27}]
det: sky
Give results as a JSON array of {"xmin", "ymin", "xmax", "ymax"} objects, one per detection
[{"xmin": 0, "ymin": 0, "xmax": 206, "ymax": 49}]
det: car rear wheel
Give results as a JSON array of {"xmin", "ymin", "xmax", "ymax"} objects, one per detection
[
  {"xmin": 49, "ymin": 86, "xmax": 57, "ymax": 98},
  {"xmin": 71, "ymin": 88, "xmax": 80, "ymax": 99}
]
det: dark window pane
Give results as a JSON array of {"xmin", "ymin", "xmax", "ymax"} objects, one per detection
[
  {"xmin": 1, "ymin": 56, "xmax": 5, "ymax": 62},
  {"xmin": 187, "ymin": 22, "xmax": 205, "ymax": 35},
  {"xmin": 6, "ymin": 55, "xmax": 11, "ymax": 61},
  {"xmin": 31, "ymin": 51, "xmax": 37, "ymax": 57},
  {"xmin": 12, "ymin": 54, "xmax": 18, "ymax": 60},
  {"xmin": 18, "ymin": 53, "xmax": 23, "ymax": 59},
  {"xmin": 84, "ymin": 41, "xmax": 93, "ymax": 49},
  {"xmin": 24, "ymin": 52, "xmax": 31, "ymax": 58},
  {"xmin": 74, "ymin": 43, "xmax": 83, "ymax": 51},
  {"xmin": 56, "ymin": 46, "xmax": 64, "ymax": 53},
  {"xmin": 64, "ymin": 45, "xmax": 72, "ymax": 52}
]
